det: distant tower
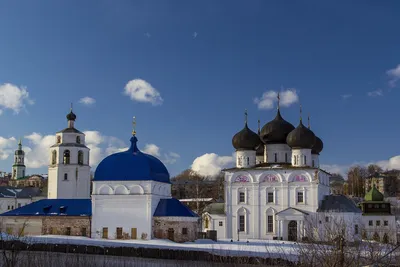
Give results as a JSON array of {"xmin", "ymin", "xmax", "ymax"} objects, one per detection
[
  {"xmin": 12, "ymin": 139, "xmax": 26, "ymax": 179},
  {"xmin": 47, "ymin": 106, "xmax": 91, "ymax": 199}
]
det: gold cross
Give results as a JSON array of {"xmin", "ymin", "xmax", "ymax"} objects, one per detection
[{"xmin": 132, "ymin": 116, "xmax": 136, "ymax": 136}]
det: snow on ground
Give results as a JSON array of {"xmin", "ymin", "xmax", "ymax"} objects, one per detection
[{"xmin": 12, "ymin": 235, "xmax": 299, "ymax": 261}]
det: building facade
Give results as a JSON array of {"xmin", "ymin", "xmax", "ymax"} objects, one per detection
[{"xmin": 203, "ymin": 100, "xmax": 331, "ymax": 241}]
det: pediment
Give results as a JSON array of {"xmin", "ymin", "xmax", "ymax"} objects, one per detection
[{"xmin": 276, "ymin": 207, "xmax": 309, "ymax": 217}]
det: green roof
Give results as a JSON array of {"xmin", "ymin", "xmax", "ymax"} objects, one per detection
[
  {"xmin": 204, "ymin": 203, "xmax": 225, "ymax": 215},
  {"xmin": 365, "ymin": 185, "xmax": 384, "ymax": 201}
]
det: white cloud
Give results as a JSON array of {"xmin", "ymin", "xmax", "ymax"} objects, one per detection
[
  {"xmin": 143, "ymin": 144, "xmax": 161, "ymax": 157},
  {"xmin": 191, "ymin": 153, "xmax": 234, "ymax": 177},
  {"xmin": 0, "ymin": 136, "xmax": 17, "ymax": 160},
  {"xmin": 254, "ymin": 89, "xmax": 298, "ymax": 110},
  {"xmin": 163, "ymin": 152, "xmax": 180, "ymax": 164},
  {"xmin": 341, "ymin": 94, "xmax": 352, "ymax": 100},
  {"xmin": 387, "ymin": 64, "xmax": 400, "ymax": 87},
  {"xmin": 367, "ymin": 89, "xmax": 383, "ymax": 97},
  {"xmin": 24, "ymin": 133, "xmax": 55, "ymax": 168},
  {"xmin": 374, "ymin": 155, "xmax": 400, "ymax": 170},
  {"xmin": 124, "ymin": 79, "xmax": 163, "ymax": 106},
  {"xmin": 0, "ymin": 83, "xmax": 34, "ymax": 114},
  {"xmin": 143, "ymin": 143, "xmax": 180, "ymax": 165},
  {"xmin": 79, "ymin": 97, "xmax": 96, "ymax": 105}
]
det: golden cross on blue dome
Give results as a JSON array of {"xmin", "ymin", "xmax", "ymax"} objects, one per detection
[{"xmin": 132, "ymin": 116, "xmax": 137, "ymax": 136}]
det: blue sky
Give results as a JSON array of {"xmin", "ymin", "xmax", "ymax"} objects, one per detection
[{"xmin": 1, "ymin": 0, "xmax": 400, "ymax": 177}]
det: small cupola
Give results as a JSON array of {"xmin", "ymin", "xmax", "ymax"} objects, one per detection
[
  {"xmin": 66, "ymin": 103, "xmax": 77, "ymax": 128},
  {"xmin": 232, "ymin": 110, "xmax": 261, "ymax": 151},
  {"xmin": 365, "ymin": 184, "xmax": 384, "ymax": 202}
]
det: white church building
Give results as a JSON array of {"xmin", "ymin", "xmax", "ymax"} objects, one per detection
[
  {"xmin": 1, "ymin": 108, "xmax": 199, "ymax": 242},
  {"xmin": 203, "ymin": 97, "xmax": 361, "ymax": 242}
]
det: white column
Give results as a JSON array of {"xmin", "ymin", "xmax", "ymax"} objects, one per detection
[
  {"xmin": 277, "ymin": 220, "xmax": 281, "ymax": 237},
  {"xmin": 297, "ymin": 220, "xmax": 300, "ymax": 240}
]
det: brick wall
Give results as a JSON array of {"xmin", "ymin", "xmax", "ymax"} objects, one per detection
[
  {"xmin": 42, "ymin": 216, "xmax": 91, "ymax": 237},
  {"xmin": 153, "ymin": 217, "xmax": 198, "ymax": 243}
]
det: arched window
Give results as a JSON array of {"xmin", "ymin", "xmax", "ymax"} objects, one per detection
[
  {"xmin": 304, "ymin": 155, "xmax": 307, "ymax": 165},
  {"xmin": 285, "ymin": 153, "xmax": 288, "ymax": 162},
  {"xmin": 63, "ymin": 150, "xmax": 70, "ymax": 164},
  {"xmin": 78, "ymin": 151, "xmax": 83, "ymax": 165},
  {"xmin": 64, "ymin": 173, "xmax": 68, "ymax": 180},
  {"xmin": 52, "ymin": 150, "xmax": 57, "ymax": 165},
  {"xmin": 22, "ymin": 170, "xmax": 25, "ymax": 177},
  {"xmin": 246, "ymin": 157, "xmax": 249, "ymax": 165},
  {"xmin": 57, "ymin": 136, "xmax": 61, "ymax": 143},
  {"xmin": 76, "ymin": 136, "xmax": 81, "ymax": 144},
  {"xmin": 312, "ymin": 160, "xmax": 315, "ymax": 167}
]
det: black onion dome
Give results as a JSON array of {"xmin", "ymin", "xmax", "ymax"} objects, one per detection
[
  {"xmin": 232, "ymin": 123, "xmax": 262, "ymax": 151},
  {"xmin": 286, "ymin": 121, "xmax": 316, "ymax": 149},
  {"xmin": 66, "ymin": 111, "xmax": 76, "ymax": 121},
  {"xmin": 312, "ymin": 136, "xmax": 323, "ymax": 154},
  {"xmin": 260, "ymin": 110, "xmax": 295, "ymax": 144}
]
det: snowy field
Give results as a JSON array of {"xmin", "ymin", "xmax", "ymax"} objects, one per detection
[{"xmin": 9, "ymin": 235, "xmax": 299, "ymax": 261}]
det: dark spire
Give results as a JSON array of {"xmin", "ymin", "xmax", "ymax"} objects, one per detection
[
  {"xmin": 299, "ymin": 104, "xmax": 303, "ymax": 123},
  {"xmin": 308, "ymin": 114, "xmax": 310, "ymax": 129},
  {"xmin": 257, "ymin": 119, "xmax": 261, "ymax": 135},
  {"xmin": 244, "ymin": 109, "xmax": 248, "ymax": 126},
  {"xmin": 277, "ymin": 92, "xmax": 280, "ymax": 110}
]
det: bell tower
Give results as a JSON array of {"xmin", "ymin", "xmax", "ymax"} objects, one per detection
[
  {"xmin": 12, "ymin": 139, "xmax": 26, "ymax": 179},
  {"xmin": 47, "ymin": 106, "xmax": 91, "ymax": 199}
]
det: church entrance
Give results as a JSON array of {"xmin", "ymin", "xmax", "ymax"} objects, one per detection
[
  {"xmin": 288, "ymin": 221, "xmax": 297, "ymax": 241},
  {"xmin": 167, "ymin": 228, "xmax": 174, "ymax": 241}
]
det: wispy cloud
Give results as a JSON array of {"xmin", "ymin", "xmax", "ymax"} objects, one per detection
[
  {"xmin": 144, "ymin": 32, "xmax": 151, "ymax": 38},
  {"xmin": 124, "ymin": 79, "xmax": 163, "ymax": 106},
  {"xmin": 0, "ymin": 83, "xmax": 34, "ymax": 114},
  {"xmin": 387, "ymin": 64, "xmax": 400, "ymax": 87},
  {"xmin": 193, "ymin": 32, "xmax": 198, "ymax": 39},
  {"xmin": 341, "ymin": 94, "xmax": 352, "ymax": 100},
  {"xmin": 254, "ymin": 89, "xmax": 299, "ymax": 110},
  {"xmin": 367, "ymin": 89, "xmax": 383, "ymax": 97},
  {"xmin": 79, "ymin": 97, "xmax": 96, "ymax": 105}
]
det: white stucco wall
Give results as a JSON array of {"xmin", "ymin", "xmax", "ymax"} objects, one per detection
[
  {"xmin": 265, "ymin": 144, "xmax": 291, "ymax": 164},
  {"xmin": 47, "ymin": 131, "xmax": 91, "ymax": 199},
  {"xmin": 291, "ymin": 148, "xmax": 312, "ymax": 167},
  {"xmin": 236, "ymin": 150, "xmax": 256, "ymax": 168},
  {"xmin": 91, "ymin": 180, "xmax": 171, "ymax": 240}
]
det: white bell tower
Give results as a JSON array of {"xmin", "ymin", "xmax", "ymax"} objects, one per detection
[
  {"xmin": 47, "ymin": 106, "xmax": 91, "ymax": 199},
  {"xmin": 12, "ymin": 139, "xmax": 26, "ymax": 179}
]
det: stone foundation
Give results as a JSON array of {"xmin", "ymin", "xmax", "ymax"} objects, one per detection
[
  {"xmin": 153, "ymin": 217, "xmax": 199, "ymax": 243},
  {"xmin": 42, "ymin": 216, "xmax": 91, "ymax": 237}
]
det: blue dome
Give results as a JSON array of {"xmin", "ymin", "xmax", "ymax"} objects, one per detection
[{"xmin": 94, "ymin": 136, "xmax": 170, "ymax": 183}]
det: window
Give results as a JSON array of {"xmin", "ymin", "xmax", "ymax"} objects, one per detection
[
  {"xmin": 381, "ymin": 204, "xmax": 386, "ymax": 208},
  {"xmin": 18, "ymin": 203, "xmax": 21, "ymax": 208},
  {"xmin": 78, "ymin": 151, "xmax": 84, "ymax": 165},
  {"xmin": 246, "ymin": 157, "xmax": 249, "ymax": 165},
  {"xmin": 238, "ymin": 157, "xmax": 242, "ymax": 166},
  {"xmin": 7, "ymin": 205, "xmax": 10, "ymax": 210},
  {"xmin": 325, "ymin": 216, "xmax": 329, "ymax": 223},
  {"xmin": 76, "ymin": 136, "xmax": 81, "ymax": 144},
  {"xmin": 374, "ymin": 204, "xmax": 379, "ymax": 209},
  {"xmin": 239, "ymin": 215, "xmax": 245, "ymax": 232},
  {"xmin": 376, "ymin": 221, "xmax": 381, "ymax": 226},
  {"xmin": 384, "ymin": 221, "xmax": 388, "ymax": 226},
  {"xmin": 274, "ymin": 153, "xmax": 277, "ymax": 162},
  {"xmin": 369, "ymin": 220, "xmax": 373, "ymax": 226},
  {"xmin": 81, "ymin": 228, "xmax": 87, "ymax": 236},
  {"xmin": 66, "ymin": 227, "xmax": 71, "ymax": 236},
  {"xmin": 285, "ymin": 153, "xmax": 288, "ymax": 162},
  {"xmin": 297, "ymin": 192, "xmax": 304, "ymax": 203},
  {"xmin": 239, "ymin": 192, "xmax": 245, "ymax": 203},
  {"xmin": 182, "ymin": 228, "xmax": 188, "ymax": 235},
  {"xmin": 11, "ymin": 206, "xmax": 14, "ymax": 209},
  {"xmin": 64, "ymin": 173, "xmax": 68, "ymax": 181},
  {"xmin": 116, "ymin": 227, "xmax": 123, "ymax": 239},
  {"xmin": 267, "ymin": 192, "xmax": 274, "ymax": 203},
  {"xmin": 63, "ymin": 150, "xmax": 70, "ymax": 164},
  {"xmin": 219, "ymin": 221, "xmax": 223, "ymax": 227},
  {"xmin": 312, "ymin": 160, "xmax": 315, "ymax": 167},
  {"xmin": 354, "ymin": 224, "xmax": 359, "ymax": 235},
  {"xmin": 52, "ymin": 150, "xmax": 57, "ymax": 165},
  {"xmin": 304, "ymin": 155, "xmax": 307, "ymax": 165},
  {"xmin": 57, "ymin": 136, "xmax": 61, "ymax": 143},
  {"xmin": 102, "ymin": 227, "xmax": 108, "ymax": 239},
  {"xmin": 267, "ymin": 215, "xmax": 273, "ymax": 233}
]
